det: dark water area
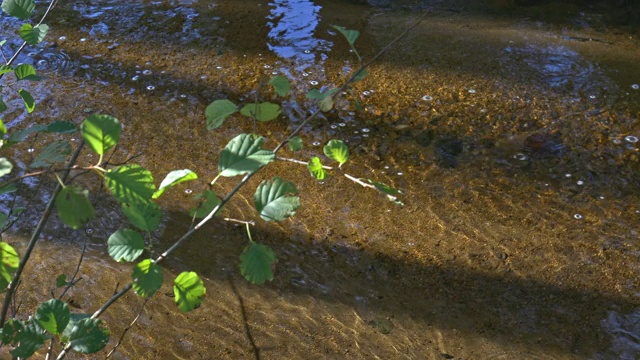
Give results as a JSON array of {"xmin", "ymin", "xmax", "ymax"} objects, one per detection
[{"xmin": 1, "ymin": 0, "xmax": 640, "ymax": 358}]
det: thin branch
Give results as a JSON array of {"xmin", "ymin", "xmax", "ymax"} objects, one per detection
[
  {"xmin": 276, "ymin": 156, "xmax": 332, "ymax": 169},
  {"xmin": 0, "ymin": 141, "xmax": 85, "ymax": 326},
  {"xmin": 224, "ymin": 218, "xmax": 255, "ymax": 226},
  {"xmin": 58, "ymin": 235, "xmax": 88, "ymax": 300},
  {"xmin": 105, "ymin": 298, "xmax": 150, "ymax": 359}
]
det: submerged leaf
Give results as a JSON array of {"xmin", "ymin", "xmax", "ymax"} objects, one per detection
[
  {"xmin": 46, "ymin": 120, "xmax": 77, "ymax": 134},
  {"xmin": 55, "ymin": 185, "xmax": 95, "ymax": 229},
  {"xmin": 240, "ymin": 102, "xmax": 281, "ymax": 122},
  {"xmin": 254, "ymin": 177, "xmax": 300, "ymax": 222},
  {"xmin": 218, "ymin": 134, "xmax": 275, "ymax": 177},
  {"xmin": 288, "ymin": 136, "xmax": 303, "ymax": 152},
  {"xmin": 240, "ymin": 242, "xmax": 276, "ymax": 284},
  {"xmin": 268, "ymin": 75, "xmax": 290, "ymax": 97},
  {"xmin": 173, "ymin": 272, "xmax": 206, "ymax": 312},
  {"xmin": 205, "ymin": 99, "xmax": 237, "ymax": 130},
  {"xmin": 29, "ymin": 141, "xmax": 71, "ymax": 168}
]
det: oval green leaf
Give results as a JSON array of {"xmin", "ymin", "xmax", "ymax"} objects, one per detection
[
  {"xmin": 1, "ymin": 0, "xmax": 35, "ymax": 20},
  {"xmin": 240, "ymin": 242, "xmax": 276, "ymax": 284},
  {"xmin": 268, "ymin": 75, "xmax": 290, "ymax": 97},
  {"xmin": 288, "ymin": 136, "xmax": 303, "ymax": 152},
  {"xmin": 35, "ymin": 299, "xmax": 70, "ymax": 335},
  {"xmin": 0, "ymin": 242, "xmax": 19, "ymax": 290},
  {"xmin": 10, "ymin": 320, "xmax": 48, "ymax": 358},
  {"xmin": 18, "ymin": 89, "xmax": 35, "ymax": 113},
  {"xmin": 173, "ymin": 271, "xmax": 206, "ymax": 312},
  {"xmin": 307, "ymin": 157, "xmax": 326, "ymax": 180},
  {"xmin": 81, "ymin": 114, "xmax": 121, "ymax": 155},
  {"xmin": 121, "ymin": 201, "xmax": 162, "ymax": 232},
  {"xmin": 0, "ymin": 158, "xmax": 13, "ymax": 177},
  {"xmin": 55, "ymin": 185, "xmax": 95, "ymax": 229},
  {"xmin": 132, "ymin": 259, "xmax": 163, "ymax": 298},
  {"xmin": 189, "ymin": 190, "xmax": 222, "ymax": 219},
  {"xmin": 29, "ymin": 140, "xmax": 72, "ymax": 168},
  {"xmin": 19, "ymin": 23, "xmax": 48, "ymax": 45},
  {"xmin": 108, "ymin": 229, "xmax": 144, "ymax": 263},
  {"xmin": 323, "ymin": 139, "xmax": 349, "ymax": 167},
  {"xmin": 105, "ymin": 164, "xmax": 155, "ymax": 206},
  {"xmin": 14, "ymin": 64, "xmax": 39, "ymax": 81},
  {"xmin": 218, "ymin": 133, "xmax": 275, "ymax": 177},
  {"xmin": 205, "ymin": 99, "xmax": 237, "ymax": 130},
  {"xmin": 66, "ymin": 318, "xmax": 109, "ymax": 354},
  {"xmin": 0, "ymin": 96, "xmax": 6, "ymax": 112},
  {"xmin": 240, "ymin": 102, "xmax": 281, "ymax": 122},
  {"xmin": 46, "ymin": 120, "xmax": 77, "ymax": 133},
  {"xmin": 254, "ymin": 177, "xmax": 300, "ymax": 222},
  {"xmin": 152, "ymin": 169, "xmax": 198, "ymax": 199},
  {"xmin": 331, "ymin": 25, "xmax": 360, "ymax": 46},
  {"xmin": 0, "ymin": 65, "xmax": 13, "ymax": 76}
]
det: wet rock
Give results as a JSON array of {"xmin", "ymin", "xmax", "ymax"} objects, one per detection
[
  {"xmin": 523, "ymin": 132, "xmax": 569, "ymax": 157},
  {"xmin": 434, "ymin": 138, "xmax": 463, "ymax": 168}
]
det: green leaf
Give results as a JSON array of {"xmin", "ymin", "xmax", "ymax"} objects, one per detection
[
  {"xmin": 218, "ymin": 133, "xmax": 275, "ymax": 177},
  {"xmin": 19, "ymin": 23, "xmax": 48, "ymax": 45},
  {"xmin": 0, "ymin": 319, "xmax": 23, "ymax": 345},
  {"xmin": 240, "ymin": 242, "xmax": 276, "ymax": 284},
  {"xmin": 189, "ymin": 190, "xmax": 222, "ymax": 219},
  {"xmin": 81, "ymin": 114, "xmax": 121, "ymax": 155},
  {"xmin": 55, "ymin": 274, "xmax": 68, "ymax": 287},
  {"xmin": 205, "ymin": 99, "xmax": 237, "ymax": 130},
  {"xmin": 55, "ymin": 185, "xmax": 95, "ymax": 229},
  {"xmin": 0, "ymin": 158, "xmax": 12, "ymax": 177},
  {"xmin": 29, "ymin": 140, "xmax": 71, "ymax": 168},
  {"xmin": 306, "ymin": 89, "xmax": 325, "ymax": 100},
  {"xmin": 0, "ymin": 212, "xmax": 8, "ymax": 229},
  {"xmin": 0, "ymin": 183, "xmax": 17, "ymax": 195},
  {"xmin": 46, "ymin": 120, "xmax": 77, "ymax": 133},
  {"xmin": 18, "ymin": 89, "xmax": 35, "ymax": 113},
  {"xmin": 367, "ymin": 179, "xmax": 404, "ymax": 205},
  {"xmin": 323, "ymin": 139, "xmax": 349, "ymax": 167},
  {"xmin": 121, "ymin": 201, "xmax": 161, "ymax": 232},
  {"xmin": 132, "ymin": 259, "xmax": 163, "ymax": 297},
  {"xmin": 105, "ymin": 164, "xmax": 155, "ymax": 206},
  {"xmin": 173, "ymin": 271, "xmax": 206, "ymax": 312},
  {"xmin": 318, "ymin": 95, "xmax": 334, "ymax": 112},
  {"xmin": 6, "ymin": 124, "xmax": 46, "ymax": 143},
  {"xmin": 306, "ymin": 88, "xmax": 337, "ymax": 112},
  {"xmin": 14, "ymin": 63, "xmax": 40, "ymax": 81},
  {"xmin": 352, "ymin": 68, "xmax": 368, "ymax": 82},
  {"xmin": 66, "ymin": 318, "xmax": 109, "ymax": 354},
  {"xmin": 240, "ymin": 102, "xmax": 281, "ymax": 122},
  {"xmin": 332, "ymin": 25, "xmax": 360, "ymax": 46},
  {"xmin": 0, "ymin": 65, "xmax": 13, "ymax": 76},
  {"xmin": 61, "ymin": 313, "xmax": 91, "ymax": 340},
  {"xmin": 0, "ymin": 242, "xmax": 19, "ymax": 289},
  {"xmin": 254, "ymin": 177, "xmax": 300, "ymax": 222},
  {"xmin": 288, "ymin": 136, "xmax": 303, "ymax": 152},
  {"xmin": 11, "ymin": 320, "xmax": 49, "ymax": 358},
  {"xmin": 0, "ymin": 97, "xmax": 6, "ymax": 112},
  {"xmin": 152, "ymin": 169, "xmax": 197, "ymax": 199},
  {"xmin": 35, "ymin": 299, "xmax": 70, "ymax": 335},
  {"xmin": 307, "ymin": 157, "xmax": 327, "ymax": 180},
  {"xmin": 1, "ymin": 0, "xmax": 35, "ymax": 20},
  {"xmin": 269, "ymin": 75, "xmax": 290, "ymax": 97},
  {"xmin": 108, "ymin": 229, "xmax": 144, "ymax": 262}
]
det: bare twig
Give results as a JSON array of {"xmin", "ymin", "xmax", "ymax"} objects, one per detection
[
  {"xmin": 105, "ymin": 298, "xmax": 150, "ymax": 359},
  {"xmin": 58, "ymin": 235, "xmax": 89, "ymax": 300}
]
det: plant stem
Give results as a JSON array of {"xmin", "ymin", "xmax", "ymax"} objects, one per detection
[{"xmin": 0, "ymin": 141, "xmax": 85, "ymax": 326}]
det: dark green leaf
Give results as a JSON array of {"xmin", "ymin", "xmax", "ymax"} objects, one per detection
[
  {"xmin": 14, "ymin": 63, "xmax": 39, "ymax": 81},
  {"xmin": 55, "ymin": 185, "xmax": 95, "ymax": 229},
  {"xmin": 269, "ymin": 75, "xmax": 290, "ymax": 96},
  {"xmin": 307, "ymin": 157, "xmax": 326, "ymax": 180},
  {"xmin": 306, "ymin": 88, "xmax": 337, "ymax": 112},
  {"xmin": 6, "ymin": 123, "xmax": 46, "ymax": 143},
  {"xmin": 0, "ymin": 65, "xmax": 13, "ymax": 76},
  {"xmin": 105, "ymin": 164, "xmax": 155, "ymax": 206},
  {"xmin": 318, "ymin": 96, "xmax": 334, "ymax": 112},
  {"xmin": 55, "ymin": 274, "xmax": 68, "ymax": 287},
  {"xmin": 323, "ymin": 139, "xmax": 349, "ymax": 167},
  {"xmin": 173, "ymin": 271, "xmax": 206, "ymax": 312},
  {"xmin": 19, "ymin": 23, "xmax": 48, "ymax": 45},
  {"xmin": 240, "ymin": 242, "xmax": 276, "ymax": 284},
  {"xmin": 108, "ymin": 229, "xmax": 144, "ymax": 263},
  {"xmin": 0, "ymin": 319, "xmax": 23, "ymax": 344},
  {"xmin": 132, "ymin": 259, "xmax": 163, "ymax": 297},
  {"xmin": 254, "ymin": 177, "xmax": 300, "ymax": 222},
  {"xmin": 352, "ymin": 68, "xmax": 368, "ymax": 82},
  {"xmin": 331, "ymin": 25, "xmax": 360, "ymax": 46},
  {"xmin": 81, "ymin": 114, "xmax": 121, "ymax": 155},
  {"xmin": 0, "ymin": 96, "xmax": 6, "ymax": 112},
  {"xmin": 0, "ymin": 183, "xmax": 17, "ymax": 195},
  {"xmin": 367, "ymin": 179, "xmax": 404, "ymax": 205},
  {"xmin": 121, "ymin": 201, "xmax": 161, "ymax": 232},
  {"xmin": 46, "ymin": 120, "xmax": 77, "ymax": 133},
  {"xmin": 1, "ymin": 0, "xmax": 35, "ymax": 20},
  {"xmin": 152, "ymin": 169, "xmax": 197, "ymax": 199},
  {"xmin": 205, "ymin": 99, "xmax": 237, "ymax": 130},
  {"xmin": 218, "ymin": 133, "xmax": 275, "ymax": 177},
  {"xmin": 18, "ymin": 89, "xmax": 35, "ymax": 113},
  {"xmin": 35, "ymin": 299, "xmax": 70, "ymax": 335},
  {"xmin": 305, "ymin": 89, "xmax": 325, "ymax": 100},
  {"xmin": 189, "ymin": 190, "xmax": 222, "ymax": 219},
  {"xmin": 29, "ymin": 140, "xmax": 71, "ymax": 168},
  {"xmin": 0, "ymin": 241, "xmax": 19, "ymax": 289},
  {"xmin": 66, "ymin": 318, "xmax": 109, "ymax": 354},
  {"xmin": 288, "ymin": 136, "xmax": 303, "ymax": 152},
  {"xmin": 61, "ymin": 313, "xmax": 91, "ymax": 340},
  {"xmin": 0, "ymin": 157, "xmax": 12, "ymax": 177},
  {"xmin": 240, "ymin": 102, "xmax": 281, "ymax": 122},
  {"xmin": 11, "ymin": 320, "xmax": 48, "ymax": 358},
  {"xmin": 0, "ymin": 212, "xmax": 8, "ymax": 229}
]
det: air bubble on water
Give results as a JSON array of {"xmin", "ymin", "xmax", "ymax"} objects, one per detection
[
  {"xmin": 468, "ymin": 89, "xmax": 476, "ymax": 94},
  {"xmin": 362, "ymin": 128, "xmax": 370, "ymax": 133},
  {"xmin": 79, "ymin": 38, "xmax": 87, "ymax": 42},
  {"xmin": 330, "ymin": 124, "xmax": 337, "ymax": 129},
  {"xmin": 348, "ymin": 111, "xmax": 355, "ymax": 116},
  {"xmin": 565, "ymin": 173, "xmax": 572, "ymax": 178},
  {"xmin": 142, "ymin": 69, "xmax": 152, "ymax": 75},
  {"xmin": 624, "ymin": 135, "xmax": 638, "ymax": 143},
  {"xmin": 312, "ymin": 141, "xmax": 321, "ymax": 146},
  {"xmin": 304, "ymin": 50, "xmax": 311, "ymax": 54},
  {"xmin": 598, "ymin": 196, "xmax": 605, "ymax": 200},
  {"xmin": 179, "ymin": 94, "xmax": 187, "ymax": 99},
  {"xmin": 132, "ymin": 75, "xmax": 140, "ymax": 81},
  {"xmin": 27, "ymin": 148, "xmax": 35, "ymax": 153},
  {"xmin": 362, "ymin": 90, "xmax": 371, "ymax": 96},
  {"xmin": 589, "ymin": 95, "xmax": 596, "ymax": 99},
  {"xmin": 86, "ymin": 228, "xmax": 94, "ymax": 234},
  {"xmin": 632, "ymin": 84, "xmax": 639, "ymax": 90},
  {"xmin": 354, "ymin": 130, "xmax": 359, "ymax": 134},
  {"xmin": 544, "ymin": 183, "xmax": 549, "ymax": 186},
  {"xmin": 37, "ymin": 60, "xmax": 47, "ymax": 66},
  {"xmin": 363, "ymin": 134, "xmax": 369, "ymax": 138},
  {"xmin": 318, "ymin": 181, "xmax": 325, "ymax": 185},
  {"xmin": 573, "ymin": 213, "xmax": 583, "ymax": 220},
  {"xmin": 263, "ymin": 64, "xmax": 271, "ymax": 69},
  {"xmin": 397, "ymin": 172, "xmax": 404, "ymax": 176},
  {"xmin": 146, "ymin": 85, "xmax": 155, "ymax": 91},
  {"xmin": 200, "ymin": 75, "xmax": 207, "ymax": 80},
  {"xmin": 184, "ymin": 189, "xmax": 193, "ymax": 194},
  {"xmin": 310, "ymin": 80, "xmax": 319, "ymax": 85},
  {"xmin": 271, "ymin": 71, "xmax": 278, "ymax": 75},
  {"xmin": 28, "ymin": 52, "xmax": 37, "ymax": 57},
  {"xmin": 338, "ymin": 123, "xmax": 346, "ymax": 127},
  {"xmin": 421, "ymin": 95, "xmax": 433, "ymax": 101},
  {"xmin": 302, "ymin": 72, "xmax": 309, "ymax": 77},
  {"xmin": 216, "ymin": 65, "xmax": 222, "ymax": 69},
  {"xmin": 58, "ymin": 36, "xmax": 67, "ymax": 41},
  {"xmin": 513, "ymin": 153, "xmax": 528, "ymax": 161},
  {"xmin": 577, "ymin": 180, "xmax": 584, "ymax": 185},
  {"xmin": 612, "ymin": 138, "xmax": 622, "ymax": 145},
  {"xmin": 80, "ymin": 64, "xmax": 90, "ymax": 69}
]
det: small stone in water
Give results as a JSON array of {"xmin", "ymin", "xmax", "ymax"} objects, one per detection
[
  {"xmin": 565, "ymin": 173, "xmax": 572, "ymax": 178},
  {"xmin": 573, "ymin": 213, "xmax": 583, "ymax": 220},
  {"xmin": 624, "ymin": 135, "xmax": 638, "ymax": 143},
  {"xmin": 271, "ymin": 71, "xmax": 278, "ymax": 75},
  {"xmin": 146, "ymin": 85, "xmax": 155, "ymax": 91},
  {"xmin": 309, "ymin": 80, "xmax": 318, "ymax": 85},
  {"xmin": 397, "ymin": 172, "xmax": 403, "ymax": 176}
]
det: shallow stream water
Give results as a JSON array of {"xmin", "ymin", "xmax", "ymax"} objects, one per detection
[{"xmin": 1, "ymin": 0, "xmax": 640, "ymax": 359}]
